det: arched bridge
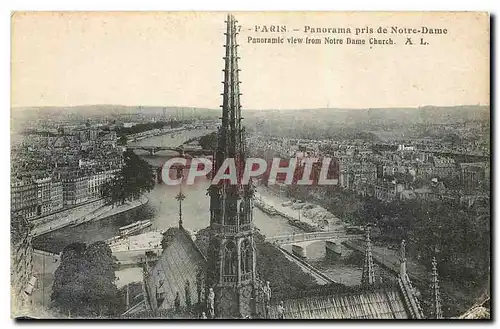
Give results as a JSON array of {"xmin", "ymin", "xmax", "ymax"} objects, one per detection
[
  {"xmin": 127, "ymin": 145, "xmax": 213, "ymax": 156},
  {"xmin": 266, "ymin": 231, "xmax": 364, "ymax": 259},
  {"xmin": 265, "ymin": 231, "xmax": 364, "ymax": 245}
]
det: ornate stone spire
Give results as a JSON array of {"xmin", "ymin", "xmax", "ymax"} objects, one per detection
[
  {"xmin": 361, "ymin": 225, "xmax": 375, "ymax": 286},
  {"xmin": 215, "ymin": 13, "xmax": 244, "ymax": 171},
  {"xmin": 205, "ymin": 14, "xmax": 257, "ymax": 319},
  {"xmin": 430, "ymin": 257, "xmax": 443, "ymax": 319}
]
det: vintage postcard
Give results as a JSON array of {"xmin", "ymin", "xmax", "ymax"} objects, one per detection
[{"xmin": 10, "ymin": 12, "xmax": 490, "ymax": 319}]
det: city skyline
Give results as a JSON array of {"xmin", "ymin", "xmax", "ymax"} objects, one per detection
[
  {"xmin": 12, "ymin": 12, "xmax": 489, "ymax": 109},
  {"xmin": 11, "ymin": 103, "xmax": 489, "ymax": 111}
]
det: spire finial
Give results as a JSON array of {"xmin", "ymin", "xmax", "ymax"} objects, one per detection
[
  {"xmin": 175, "ymin": 167, "xmax": 186, "ymax": 228},
  {"xmin": 431, "ymin": 256, "xmax": 443, "ymax": 319},
  {"xmin": 361, "ymin": 225, "xmax": 375, "ymax": 286}
]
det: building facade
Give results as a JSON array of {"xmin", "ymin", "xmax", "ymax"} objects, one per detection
[
  {"xmin": 11, "ymin": 178, "xmax": 38, "ymax": 220},
  {"xmin": 50, "ymin": 180, "xmax": 64, "ymax": 211},
  {"xmin": 11, "ymin": 176, "xmax": 66, "ymax": 219},
  {"xmin": 34, "ymin": 177, "xmax": 52, "ymax": 216},
  {"xmin": 87, "ymin": 169, "xmax": 118, "ymax": 200},
  {"xmin": 460, "ymin": 162, "xmax": 488, "ymax": 194},
  {"xmin": 63, "ymin": 174, "xmax": 89, "ymax": 206}
]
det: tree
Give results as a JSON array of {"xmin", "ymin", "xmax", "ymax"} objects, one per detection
[
  {"xmin": 358, "ymin": 198, "xmax": 385, "ymax": 225},
  {"xmin": 102, "ymin": 149, "xmax": 155, "ymax": 205},
  {"xmin": 117, "ymin": 134, "xmax": 127, "ymax": 146},
  {"xmin": 199, "ymin": 132, "xmax": 218, "ymax": 150},
  {"xmin": 51, "ymin": 242, "xmax": 121, "ymax": 317}
]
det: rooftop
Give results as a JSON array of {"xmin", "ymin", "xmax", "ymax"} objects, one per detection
[{"xmin": 269, "ymin": 286, "xmax": 410, "ymax": 319}]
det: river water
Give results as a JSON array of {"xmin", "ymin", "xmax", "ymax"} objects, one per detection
[{"xmin": 34, "ymin": 129, "xmax": 365, "ymax": 286}]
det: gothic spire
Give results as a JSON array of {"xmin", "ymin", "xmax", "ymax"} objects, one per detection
[
  {"xmin": 205, "ymin": 14, "xmax": 257, "ymax": 319},
  {"xmin": 361, "ymin": 225, "xmax": 375, "ymax": 286},
  {"xmin": 216, "ymin": 13, "xmax": 243, "ymax": 169},
  {"xmin": 430, "ymin": 257, "xmax": 443, "ymax": 319}
]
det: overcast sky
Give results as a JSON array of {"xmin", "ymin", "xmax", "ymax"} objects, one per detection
[{"xmin": 11, "ymin": 12, "xmax": 489, "ymax": 109}]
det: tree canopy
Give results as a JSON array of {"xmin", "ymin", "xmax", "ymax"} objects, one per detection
[
  {"xmin": 285, "ymin": 183, "xmax": 489, "ymax": 292},
  {"xmin": 199, "ymin": 132, "xmax": 218, "ymax": 151},
  {"xmin": 102, "ymin": 149, "xmax": 155, "ymax": 205},
  {"xmin": 51, "ymin": 241, "xmax": 122, "ymax": 318}
]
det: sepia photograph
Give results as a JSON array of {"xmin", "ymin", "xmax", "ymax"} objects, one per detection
[{"xmin": 10, "ymin": 11, "xmax": 490, "ymax": 320}]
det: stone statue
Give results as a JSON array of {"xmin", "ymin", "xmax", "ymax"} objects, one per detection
[
  {"xmin": 174, "ymin": 292, "xmax": 181, "ymax": 313},
  {"xmin": 185, "ymin": 280, "xmax": 192, "ymax": 308},
  {"xmin": 263, "ymin": 281, "xmax": 271, "ymax": 304},
  {"xmin": 200, "ymin": 311, "xmax": 207, "ymax": 319},
  {"xmin": 263, "ymin": 281, "xmax": 272, "ymax": 318},
  {"xmin": 277, "ymin": 301, "xmax": 285, "ymax": 319},
  {"xmin": 400, "ymin": 239, "xmax": 407, "ymax": 262},
  {"xmin": 196, "ymin": 270, "xmax": 204, "ymax": 304},
  {"xmin": 207, "ymin": 287, "xmax": 215, "ymax": 318}
]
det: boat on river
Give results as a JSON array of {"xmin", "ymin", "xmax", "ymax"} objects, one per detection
[
  {"xmin": 119, "ymin": 220, "xmax": 152, "ymax": 237},
  {"xmin": 253, "ymin": 197, "xmax": 278, "ymax": 216}
]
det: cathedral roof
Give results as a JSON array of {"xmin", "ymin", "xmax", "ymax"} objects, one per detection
[
  {"xmin": 268, "ymin": 286, "xmax": 410, "ymax": 319},
  {"xmin": 144, "ymin": 227, "xmax": 206, "ymax": 313}
]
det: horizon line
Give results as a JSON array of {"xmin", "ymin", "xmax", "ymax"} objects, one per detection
[{"xmin": 11, "ymin": 103, "xmax": 489, "ymax": 112}]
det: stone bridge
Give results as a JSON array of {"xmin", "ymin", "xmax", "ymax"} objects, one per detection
[
  {"xmin": 265, "ymin": 231, "xmax": 364, "ymax": 244},
  {"xmin": 127, "ymin": 145, "xmax": 213, "ymax": 156},
  {"xmin": 266, "ymin": 231, "xmax": 364, "ymax": 259}
]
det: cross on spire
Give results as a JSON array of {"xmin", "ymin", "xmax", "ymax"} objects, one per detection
[
  {"xmin": 175, "ymin": 166, "xmax": 186, "ymax": 228},
  {"xmin": 175, "ymin": 188, "xmax": 186, "ymax": 228}
]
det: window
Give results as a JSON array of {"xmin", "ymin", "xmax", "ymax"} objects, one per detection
[
  {"xmin": 223, "ymin": 241, "xmax": 237, "ymax": 275},
  {"xmin": 240, "ymin": 239, "xmax": 252, "ymax": 274},
  {"xmin": 239, "ymin": 201, "xmax": 247, "ymax": 224}
]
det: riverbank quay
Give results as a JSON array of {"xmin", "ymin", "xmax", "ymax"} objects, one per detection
[
  {"xmin": 255, "ymin": 188, "xmax": 344, "ymax": 233},
  {"xmin": 31, "ymin": 196, "xmax": 148, "ymax": 237}
]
